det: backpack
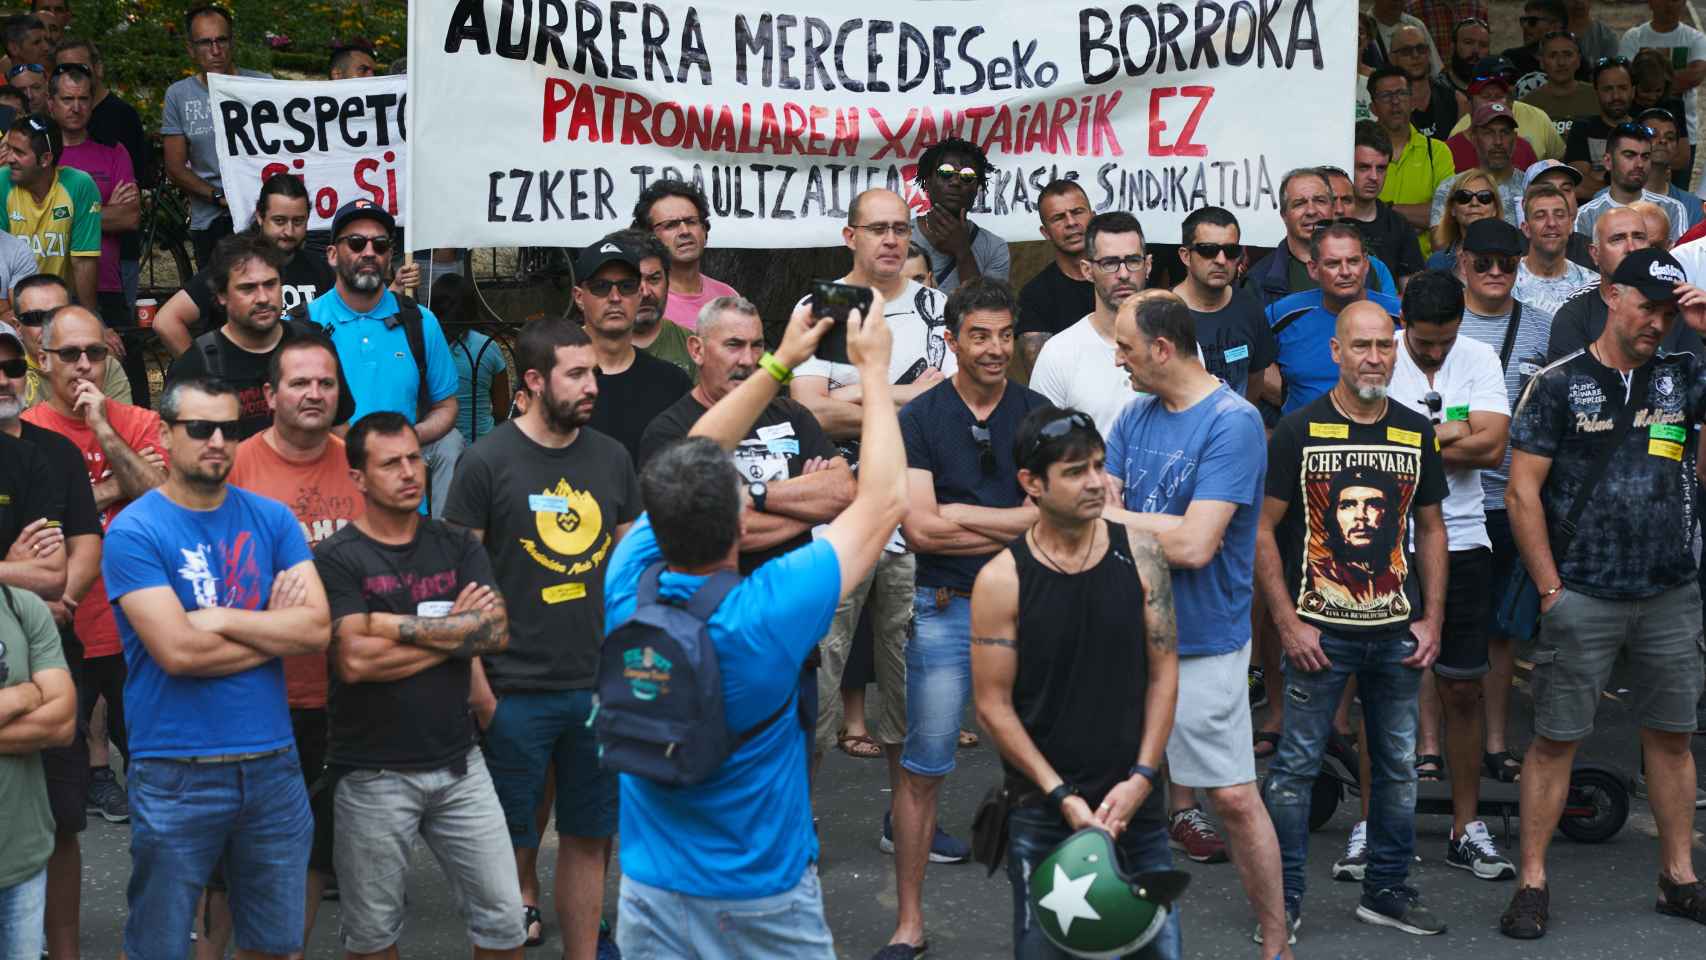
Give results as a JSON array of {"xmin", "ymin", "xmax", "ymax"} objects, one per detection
[
  {"xmin": 191, "ymin": 316, "xmax": 358, "ymax": 427},
  {"xmin": 288, "ymin": 294, "xmax": 433, "ymax": 418},
  {"xmin": 594, "ymin": 562, "xmax": 803, "ymax": 786}
]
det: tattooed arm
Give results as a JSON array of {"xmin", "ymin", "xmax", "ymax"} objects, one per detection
[
  {"xmin": 368, "ymin": 583, "xmax": 508, "ymax": 657},
  {"xmin": 1127, "ymin": 525, "xmax": 1178, "ymax": 775}
]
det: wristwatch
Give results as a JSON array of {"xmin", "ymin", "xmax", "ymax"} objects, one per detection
[
  {"xmin": 1045, "ymin": 782, "xmax": 1079, "ymax": 814},
  {"xmin": 747, "ymin": 480, "xmax": 768, "ymax": 513}
]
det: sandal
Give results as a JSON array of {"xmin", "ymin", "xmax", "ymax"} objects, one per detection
[
  {"xmin": 1253, "ymin": 731, "xmax": 1281, "ymax": 760},
  {"xmin": 1415, "ymin": 754, "xmax": 1445, "ymax": 781},
  {"xmin": 837, "ymin": 732, "xmax": 883, "ymax": 759},
  {"xmin": 1483, "ymin": 749, "xmax": 1522, "ymax": 783},
  {"xmin": 523, "ymin": 904, "xmax": 544, "ymax": 948},
  {"xmin": 958, "ymin": 728, "xmax": 980, "ymax": 749}
]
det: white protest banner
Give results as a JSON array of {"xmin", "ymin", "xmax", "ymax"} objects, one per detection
[
  {"xmin": 209, "ymin": 74, "xmax": 408, "ymax": 230},
  {"xmin": 407, "ymin": 0, "xmax": 1352, "ymax": 248}
]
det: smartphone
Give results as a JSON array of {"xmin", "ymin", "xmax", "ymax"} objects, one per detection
[{"xmin": 809, "ymin": 280, "xmax": 873, "ymax": 365}]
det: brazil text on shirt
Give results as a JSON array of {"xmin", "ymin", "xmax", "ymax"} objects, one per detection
[
  {"xmin": 603, "ymin": 514, "xmax": 842, "ymax": 900},
  {"xmin": 0, "ymin": 166, "xmax": 102, "ymax": 281},
  {"xmin": 305, "ymin": 288, "xmax": 458, "ymax": 425},
  {"xmin": 1265, "ymin": 289, "xmax": 1403, "ymax": 414}
]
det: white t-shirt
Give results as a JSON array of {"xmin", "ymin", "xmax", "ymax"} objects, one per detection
[
  {"xmin": 1620, "ymin": 22, "xmax": 1706, "ymax": 144},
  {"xmin": 1389, "ymin": 332, "xmax": 1511, "ymax": 551},
  {"xmin": 1028, "ymin": 314, "xmax": 1139, "ymax": 440},
  {"xmin": 1513, "ymin": 258, "xmax": 1594, "ymax": 317},
  {"xmin": 794, "ymin": 280, "xmax": 956, "ymax": 388}
]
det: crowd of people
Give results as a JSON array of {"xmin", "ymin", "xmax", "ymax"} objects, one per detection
[{"xmin": 2, "ymin": 2, "xmax": 1706, "ymax": 960}]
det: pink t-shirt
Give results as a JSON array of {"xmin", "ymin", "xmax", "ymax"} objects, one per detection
[
  {"xmin": 61, "ymin": 139, "xmax": 135, "ymax": 294},
  {"xmin": 662, "ymin": 274, "xmax": 740, "ymax": 331}
]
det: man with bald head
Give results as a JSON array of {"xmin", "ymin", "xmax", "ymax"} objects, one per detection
[
  {"xmin": 1258, "ymin": 297, "xmax": 1450, "ymax": 938},
  {"xmin": 1548, "ymin": 206, "xmax": 1704, "ymax": 358}
]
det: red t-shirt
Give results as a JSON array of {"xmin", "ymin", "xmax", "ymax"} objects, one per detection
[
  {"xmin": 228, "ymin": 432, "xmax": 365, "ymax": 709},
  {"xmin": 1446, "ymin": 132, "xmax": 1538, "ymax": 177},
  {"xmin": 20, "ymin": 399, "xmax": 162, "ymax": 658}
]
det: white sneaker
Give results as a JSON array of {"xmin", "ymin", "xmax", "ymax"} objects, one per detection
[{"xmin": 1333, "ymin": 821, "xmax": 1368, "ymax": 882}]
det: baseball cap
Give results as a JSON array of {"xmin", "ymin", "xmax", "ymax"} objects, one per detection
[
  {"xmin": 1472, "ymin": 101, "xmax": 1518, "ymax": 128},
  {"xmin": 1467, "ymin": 56, "xmax": 1517, "ymax": 94},
  {"xmin": 573, "ymin": 238, "xmax": 643, "ymax": 282},
  {"xmin": 1525, "ymin": 158, "xmax": 1583, "ymax": 190},
  {"xmin": 1463, "ymin": 218, "xmax": 1524, "ymax": 256},
  {"xmin": 0, "ymin": 319, "xmax": 21, "ymax": 354},
  {"xmin": 330, "ymin": 198, "xmax": 395, "ymax": 237},
  {"xmin": 1611, "ymin": 248, "xmax": 1688, "ymax": 301}
]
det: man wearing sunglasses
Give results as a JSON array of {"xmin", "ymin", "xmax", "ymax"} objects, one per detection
[
  {"xmin": 1563, "ymin": 58, "xmax": 1636, "ymax": 200},
  {"xmin": 11, "ymin": 273, "xmax": 128, "ymax": 410},
  {"xmin": 1574, "ymin": 121, "xmax": 1687, "ymax": 247},
  {"xmin": 0, "ymin": 114, "xmax": 99, "ymax": 317},
  {"xmin": 161, "ymin": 3, "xmax": 272, "ymax": 270},
  {"xmin": 910, "ymin": 136, "xmax": 1009, "ymax": 296},
  {"xmin": 1173, "ymin": 206, "xmax": 1276, "ymax": 403}
]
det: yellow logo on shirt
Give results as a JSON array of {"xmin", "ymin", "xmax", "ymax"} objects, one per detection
[
  {"xmin": 1309, "ymin": 422, "xmax": 1349, "ymax": 439},
  {"xmin": 1386, "ymin": 427, "xmax": 1422, "ymax": 447}
]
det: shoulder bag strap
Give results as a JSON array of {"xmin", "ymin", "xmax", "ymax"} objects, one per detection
[{"xmin": 1499, "ymin": 301, "xmax": 1523, "ymax": 373}]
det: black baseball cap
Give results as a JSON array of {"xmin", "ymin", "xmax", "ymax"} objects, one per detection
[
  {"xmin": 1462, "ymin": 218, "xmax": 1524, "ymax": 256},
  {"xmin": 330, "ymin": 198, "xmax": 395, "ymax": 237},
  {"xmin": 574, "ymin": 238, "xmax": 643, "ymax": 281},
  {"xmin": 1611, "ymin": 247, "xmax": 1688, "ymax": 302}
]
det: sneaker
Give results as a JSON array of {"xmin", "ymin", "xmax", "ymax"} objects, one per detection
[
  {"xmin": 1332, "ymin": 821, "xmax": 1367, "ymax": 882},
  {"xmin": 1357, "ymin": 884, "xmax": 1446, "ymax": 935},
  {"xmin": 1446, "ymin": 820, "xmax": 1516, "ymax": 880},
  {"xmin": 1168, "ymin": 807, "xmax": 1228, "ymax": 863},
  {"xmin": 1656, "ymin": 875, "xmax": 1706, "ymax": 925},
  {"xmin": 87, "ymin": 767, "xmax": 129, "ymax": 824},
  {"xmin": 1248, "ymin": 667, "xmax": 1268, "ymax": 710},
  {"xmin": 879, "ymin": 811, "xmax": 971, "ymax": 864},
  {"xmin": 1633, "ymin": 773, "xmax": 1706, "ymax": 808},
  {"xmin": 1500, "ymin": 885, "xmax": 1550, "ymax": 939},
  {"xmin": 1251, "ymin": 901, "xmax": 1301, "ymax": 945}
]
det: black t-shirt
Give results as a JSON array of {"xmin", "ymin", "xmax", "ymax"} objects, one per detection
[
  {"xmin": 166, "ymin": 330, "xmax": 276, "ymax": 439},
  {"xmin": 1564, "ymin": 115, "xmax": 1618, "ymax": 172},
  {"xmin": 1547, "ymin": 285, "xmax": 1706, "ymax": 361},
  {"xmin": 315, "ymin": 519, "xmax": 495, "ymax": 769},
  {"xmin": 1510, "ymin": 349, "xmax": 1706, "ymax": 599},
  {"xmin": 16, "ymin": 422, "xmax": 100, "ymax": 540},
  {"xmin": 1360, "ymin": 201, "xmax": 1426, "ymax": 279},
  {"xmin": 185, "ymin": 250, "xmax": 335, "ymax": 339},
  {"xmin": 89, "ymin": 93, "xmax": 149, "ymax": 261},
  {"xmin": 443, "ymin": 421, "xmax": 641, "ymax": 693},
  {"xmin": 587, "ymin": 349, "xmax": 692, "ymax": 463},
  {"xmin": 638, "ymin": 393, "xmax": 839, "ymax": 572},
  {"xmin": 0, "ymin": 431, "xmax": 58, "ymax": 556},
  {"xmin": 1190, "ymin": 292, "xmax": 1276, "ymax": 397},
  {"xmin": 1412, "ymin": 77, "xmax": 1461, "ymax": 139},
  {"xmin": 1265, "ymin": 393, "xmax": 1448, "ymax": 635},
  {"xmin": 1017, "ymin": 262, "xmax": 1096, "ymax": 336}
]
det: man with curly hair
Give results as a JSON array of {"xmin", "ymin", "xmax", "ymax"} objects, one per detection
[{"xmin": 910, "ymin": 137, "xmax": 1009, "ymax": 295}]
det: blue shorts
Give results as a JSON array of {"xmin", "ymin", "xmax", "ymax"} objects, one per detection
[
  {"xmin": 902, "ymin": 588, "xmax": 973, "ymax": 777},
  {"xmin": 482, "ymin": 688, "xmax": 617, "ymax": 845},
  {"xmin": 124, "ymin": 748, "xmax": 312, "ymax": 960},
  {"xmin": 617, "ymin": 865, "xmax": 835, "ymax": 959}
]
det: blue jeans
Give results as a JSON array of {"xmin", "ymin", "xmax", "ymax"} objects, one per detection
[
  {"xmin": 616, "ymin": 865, "xmax": 835, "ymax": 959},
  {"xmin": 1006, "ymin": 807, "xmax": 1181, "ymax": 960},
  {"xmin": 124, "ymin": 749, "xmax": 313, "ymax": 960},
  {"xmin": 0, "ymin": 867, "xmax": 46, "ymax": 960},
  {"xmin": 1263, "ymin": 629, "xmax": 1421, "ymax": 907},
  {"xmin": 902, "ymin": 588, "xmax": 972, "ymax": 776}
]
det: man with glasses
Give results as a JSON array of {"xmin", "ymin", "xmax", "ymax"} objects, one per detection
[
  {"xmin": 1574, "ymin": 121, "xmax": 1687, "ymax": 245},
  {"xmin": 1521, "ymin": 29, "xmax": 1599, "ymax": 140},
  {"xmin": 631, "ymin": 179, "xmax": 740, "ymax": 332},
  {"xmin": 1352, "ymin": 123, "xmax": 1429, "ymax": 284},
  {"xmin": 161, "ymin": 3, "xmax": 271, "ymax": 269},
  {"xmin": 7, "ymin": 63, "xmax": 44, "ymax": 113},
  {"xmin": 574, "ymin": 234, "xmax": 691, "ymax": 462},
  {"xmin": 2, "ymin": 13, "xmax": 50, "ymax": 74},
  {"xmin": 1368, "ymin": 63, "xmax": 1457, "ymax": 238},
  {"xmin": 1384, "ymin": 23, "xmax": 1457, "ymax": 140},
  {"xmin": 604, "ymin": 227, "xmax": 693, "ymax": 379},
  {"xmin": 0, "ymin": 114, "xmax": 99, "ymax": 315},
  {"xmin": 1016, "ymin": 179, "xmax": 1096, "ymax": 361},
  {"xmin": 12, "ymin": 273, "xmax": 127, "ymax": 409},
  {"xmin": 101, "ymin": 375, "xmax": 330, "ymax": 960},
  {"xmin": 1369, "ymin": 0, "xmax": 1442, "ymax": 74},
  {"xmin": 1634, "ymin": 108, "xmax": 1703, "ymax": 230},
  {"xmin": 1029, "ymin": 211, "xmax": 1147, "ymax": 438},
  {"xmin": 881, "ymin": 276, "xmax": 1045, "ymax": 960},
  {"xmin": 1266, "ymin": 222, "xmax": 1403, "ymax": 413},
  {"xmin": 1620, "ymin": 0, "xmax": 1706, "ymax": 186},
  {"xmin": 910, "ymin": 136, "xmax": 1009, "ymax": 295},
  {"xmin": 1564, "ymin": 58, "xmax": 1636, "ymax": 200}
]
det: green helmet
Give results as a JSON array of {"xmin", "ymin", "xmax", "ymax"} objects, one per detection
[{"xmin": 1028, "ymin": 827, "xmax": 1191, "ymax": 958}]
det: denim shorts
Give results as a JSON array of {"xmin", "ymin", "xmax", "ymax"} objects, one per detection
[
  {"xmin": 0, "ymin": 867, "xmax": 47, "ymax": 960},
  {"xmin": 901, "ymin": 587, "xmax": 972, "ymax": 777},
  {"xmin": 124, "ymin": 748, "xmax": 312, "ymax": 960},
  {"xmin": 1006, "ymin": 807, "xmax": 1181, "ymax": 960},
  {"xmin": 481, "ymin": 688, "xmax": 616, "ymax": 845},
  {"xmin": 617, "ymin": 865, "xmax": 835, "ymax": 960}
]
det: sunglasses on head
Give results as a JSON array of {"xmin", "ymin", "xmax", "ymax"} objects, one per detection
[
  {"xmin": 934, "ymin": 163, "xmax": 980, "ymax": 185},
  {"xmin": 970, "ymin": 420, "xmax": 996, "ymax": 474},
  {"xmin": 583, "ymin": 277, "xmax": 640, "ymax": 297},
  {"xmin": 0, "ymin": 357, "xmax": 26, "ymax": 378},
  {"xmin": 337, "ymin": 234, "xmax": 392, "ymax": 254},
  {"xmin": 1453, "ymin": 189, "xmax": 1497, "ymax": 206},
  {"xmin": 6, "ymin": 63, "xmax": 43, "ymax": 79},
  {"xmin": 1470, "ymin": 254, "xmax": 1519, "ymax": 275},
  {"xmin": 1190, "ymin": 242, "xmax": 1242, "ymax": 261},
  {"xmin": 13, "ymin": 308, "xmax": 51, "ymax": 327},
  {"xmin": 1021, "ymin": 411, "xmax": 1097, "ymax": 469},
  {"xmin": 1311, "ymin": 217, "xmax": 1365, "ymax": 231},
  {"xmin": 48, "ymin": 344, "xmax": 106, "ymax": 364},
  {"xmin": 49, "ymin": 62, "xmax": 90, "ymax": 79},
  {"xmin": 1540, "ymin": 29, "xmax": 1578, "ymax": 45},
  {"xmin": 1611, "ymin": 120, "xmax": 1654, "ymax": 139},
  {"xmin": 166, "ymin": 418, "xmax": 240, "ymax": 441}
]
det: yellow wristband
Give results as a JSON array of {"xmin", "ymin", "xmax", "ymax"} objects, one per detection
[{"xmin": 758, "ymin": 352, "xmax": 793, "ymax": 385}]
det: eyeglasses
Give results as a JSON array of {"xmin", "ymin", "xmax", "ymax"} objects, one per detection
[
  {"xmin": 1189, "ymin": 242, "xmax": 1242, "ymax": 261},
  {"xmin": 1388, "ymin": 43, "xmax": 1429, "ymax": 58},
  {"xmin": 0, "ymin": 357, "xmax": 26, "ymax": 378},
  {"xmin": 13, "ymin": 309, "xmax": 51, "ymax": 327},
  {"xmin": 49, "ymin": 63, "xmax": 90, "ymax": 79},
  {"xmin": 337, "ymin": 234, "xmax": 392, "ymax": 254},
  {"xmin": 582, "ymin": 277, "xmax": 640, "ymax": 297},
  {"xmin": 970, "ymin": 420, "xmax": 996, "ymax": 474},
  {"xmin": 190, "ymin": 36, "xmax": 233, "ymax": 51},
  {"xmin": 652, "ymin": 215, "xmax": 703, "ymax": 233},
  {"xmin": 850, "ymin": 222, "xmax": 913, "ymax": 239},
  {"xmin": 22, "ymin": 115, "xmax": 46, "ymax": 133},
  {"xmin": 1021, "ymin": 411, "xmax": 1097, "ymax": 468},
  {"xmin": 1089, "ymin": 254, "xmax": 1148, "ymax": 274},
  {"xmin": 934, "ymin": 163, "xmax": 980, "ymax": 185},
  {"xmin": 6, "ymin": 63, "xmax": 42, "ymax": 79},
  {"xmin": 1453, "ymin": 189, "xmax": 1497, "ymax": 206},
  {"xmin": 166, "ymin": 418, "xmax": 240, "ymax": 441},
  {"xmin": 1371, "ymin": 87, "xmax": 1411, "ymax": 103},
  {"xmin": 47, "ymin": 344, "xmax": 106, "ymax": 364},
  {"xmin": 1470, "ymin": 254, "xmax": 1518, "ymax": 274}
]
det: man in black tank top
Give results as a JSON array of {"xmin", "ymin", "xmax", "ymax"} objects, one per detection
[{"xmin": 970, "ymin": 406, "xmax": 1182, "ymax": 959}]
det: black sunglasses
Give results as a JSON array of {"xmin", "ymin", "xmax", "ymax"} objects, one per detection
[
  {"xmin": 49, "ymin": 62, "xmax": 90, "ymax": 79},
  {"xmin": 1638, "ymin": 107, "xmax": 1679, "ymax": 128},
  {"xmin": 48, "ymin": 344, "xmax": 106, "ymax": 364},
  {"xmin": 1189, "ymin": 242, "xmax": 1243, "ymax": 261},
  {"xmin": 1470, "ymin": 254, "xmax": 1519, "ymax": 275},
  {"xmin": 1611, "ymin": 120, "xmax": 1654, "ymax": 139},
  {"xmin": 1021, "ymin": 411, "xmax": 1097, "ymax": 469},
  {"xmin": 1540, "ymin": 29, "xmax": 1578, "ymax": 45},
  {"xmin": 582, "ymin": 277, "xmax": 640, "ymax": 297},
  {"xmin": 970, "ymin": 420, "xmax": 996, "ymax": 475},
  {"xmin": 1311, "ymin": 217, "xmax": 1365, "ymax": 232},
  {"xmin": 1592, "ymin": 56, "xmax": 1632, "ymax": 82},
  {"xmin": 338, "ymin": 234, "xmax": 392, "ymax": 254},
  {"xmin": 1453, "ymin": 189, "xmax": 1497, "ymax": 206},
  {"xmin": 0, "ymin": 357, "xmax": 25, "ymax": 378},
  {"xmin": 13, "ymin": 309, "xmax": 51, "ymax": 327},
  {"xmin": 166, "ymin": 418, "xmax": 240, "ymax": 441}
]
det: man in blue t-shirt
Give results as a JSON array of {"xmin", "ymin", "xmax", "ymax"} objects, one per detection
[
  {"xmin": 603, "ymin": 287, "xmax": 908, "ymax": 957},
  {"xmin": 101, "ymin": 376, "xmax": 331, "ymax": 960},
  {"xmin": 1267, "ymin": 222, "xmax": 1404, "ymax": 414},
  {"xmin": 1104, "ymin": 290, "xmax": 1295, "ymax": 953}
]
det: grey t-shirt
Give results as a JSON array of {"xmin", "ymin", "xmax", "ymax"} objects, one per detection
[
  {"xmin": 443, "ymin": 421, "xmax": 641, "ymax": 693},
  {"xmin": 1457, "ymin": 301, "xmax": 1555, "ymax": 510},
  {"xmin": 160, "ymin": 69, "xmax": 272, "ymax": 229},
  {"xmin": 0, "ymin": 231, "xmax": 40, "ymax": 295},
  {"xmin": 910, "ymin": 217, "xmax": 1010, "ymax": 294}
]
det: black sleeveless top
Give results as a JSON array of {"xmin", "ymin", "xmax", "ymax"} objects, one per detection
[{"xmin": 1007, "ymin": 521, "xmax": 1166, "ymax": 827}]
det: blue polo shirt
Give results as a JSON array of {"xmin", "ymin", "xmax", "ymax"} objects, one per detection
[
  {"xmin": 1265, "ymin": 289, "xmax": 1402, "ymax": 414},
  {"xmin": 306, "ymin": 288, "xmax": 458, "ymax": 425}
]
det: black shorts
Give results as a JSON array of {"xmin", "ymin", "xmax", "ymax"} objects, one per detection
[
  {"xmin": 41, "ymin": 734, "xmax": 90, "ymax": 835},
  {"xmin": 1436, "ymin": 547, "xmax": 1494, "ymax": 680},
  {"xmin": 1485, "ymin": 510, "xmax": 1520, "ymax": 604},
  {"xmin": 292, "ymin": 708, "xmax": 337, "ymax": 875}
]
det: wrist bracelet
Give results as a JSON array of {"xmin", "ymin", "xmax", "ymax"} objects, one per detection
[
  {"xmin": 1045, "ymin": 782, "xmax": 1078, "ymax": 814},
  {"xmin": 757, "ymin": 351, "xmax": 793, "ymax": 385},
  {"xmin": 1128, "ymin": 763, "xmax": 1159, "ymax": 786}
]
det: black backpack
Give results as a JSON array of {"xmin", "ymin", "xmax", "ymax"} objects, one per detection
[
  {"xmin": 191, "ymin": 316, "xmax": 359, "ymax": 427},
  {"xmin": 286, "ymin": 294, "xmax": 433, "ymax": 419}
]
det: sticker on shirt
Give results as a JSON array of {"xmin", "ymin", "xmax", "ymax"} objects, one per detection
[
  {"xmin": 733, "ymin": 442, "xmax": 789, "ymax": 483},
  {"xmin": 520, "ymin": 480, "xmax": 611, "ymax": 582},
  {"xmin": 417, "ymin": 600, "xmax": 453, "ymax": 618},
  {"xmin": 1222, "ymin": 344, "xmax": 1250, "ymax": 364},
  {"xmin": 542, "ymin": 582, "xmax": 588, "ymax": 604},
  {"xmin": 1295, "ymin": 444, "xmax": 1422, "ymax": 629},
  {"xmin": 1650, "ymin": 423, "xmax": 1687, "ymax": 460},
  {"xmin": 756, "ymin": 422, "xmax": 796, "ymax": 442},
  {"xmin": 1445, "ymin": 405, "xmax": 1469, "ymax": 422},
  {"xmin": 1309, "ymin": 422, "xmax": 1349, "ymax": 439},
  {"xmin": 1386, "ymin": 426, "xmax": 1422, "ymax": 447}
]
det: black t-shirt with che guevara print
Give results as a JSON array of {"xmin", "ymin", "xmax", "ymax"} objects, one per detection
[
  {"xmin": 1266, "ymin": 394, "xmax": 1448, "ymax": 635},
  {"xmin": 1510, "ymin": 349, "xmax": 1706, "ymax": 600}
]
